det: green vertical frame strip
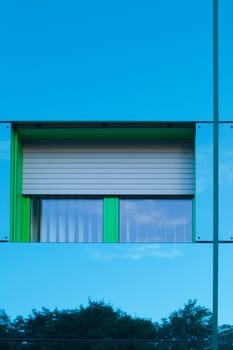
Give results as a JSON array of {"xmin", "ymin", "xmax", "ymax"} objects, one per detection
[
  {"xmin": 10, "ymin": 128, "xmax": 30, "ymax": 242},
  {"xmin": 103, "ymin": 197, "xmax": 119, "ymax": 243}
]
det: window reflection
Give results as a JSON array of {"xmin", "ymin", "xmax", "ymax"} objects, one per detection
[
  {"xmin": 120, "ymin": 199, "xmax": 192, "ymax": 243},
  {"xmin": 38, "ymin": 199, "xmax": 103, "ymax": 242}
]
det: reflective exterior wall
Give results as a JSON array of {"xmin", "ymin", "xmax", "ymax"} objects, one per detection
[{"xmin": 0, "ymin": 1, "xmax": 233, "ymax": 349}]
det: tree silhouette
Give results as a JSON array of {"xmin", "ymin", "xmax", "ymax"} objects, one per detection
[
  {"xmin": 155, "ymin": 300, "xmax": 212, "ymax": 350},
  {"xmin": 1, "ymin": 300, "xmax": 232, "ymax": 350},
  {"xmin": 218, "ymin": 324, "xmax": 233, "ymax": 350},
  {"xmin": 10, "ymin": 301, "xmax": 157, "ymax": 350}
]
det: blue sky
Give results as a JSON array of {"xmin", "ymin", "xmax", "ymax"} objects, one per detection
[
  {"xmin": 0, "ymin": 244, "xmax": 214, "ymax": 323},
  {"xmin": 0, "ymin": 0, "xmax": 213, "ymax": 122},
  {"xmin": 1, "ymin": 0, "xmax": 233, "ymax": 329},
  {"xmin": 0, "ymin": 243, "xmax": 232, "ymax": 326}
]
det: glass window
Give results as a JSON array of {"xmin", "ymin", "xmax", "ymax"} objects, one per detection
[
  {"xmin": 31, "ymin": 199, "xmax": 103, "ymax": 243},
  {"xmin": 31, "ymin": 198, "xmax": 193, "ymax": 243},
  {"xmin": 120, "ymin": 199, "xmax": 193, "ymax": 243}
]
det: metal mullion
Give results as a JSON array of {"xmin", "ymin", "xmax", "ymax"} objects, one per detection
[{"xmin": 213, "ymin": 0, "xmax": 219, "ymax": 349}]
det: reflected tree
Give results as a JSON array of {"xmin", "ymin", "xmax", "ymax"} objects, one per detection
[
  {"xmin": 156, "ymin": 300, "xmax": 212, "ymax": 350},
  {"xmin": 1, "ymin": 300, "xmax": 230, "ymax": 350},
  {"xmin": 218, "ymin": 324, "xmax": 233, "ymax": 350},
  {"xmin": 10, "ymin": 301, "xmax": 157, "ymax": 350},
  {"xmin": 0, "ymin": 309, "xmax": 14, "ymax": 350}
]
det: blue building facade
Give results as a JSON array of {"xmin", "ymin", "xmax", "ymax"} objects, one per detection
[{"xmin": 1, "ymin": 0, "xmax": 233, "ymax": 348}]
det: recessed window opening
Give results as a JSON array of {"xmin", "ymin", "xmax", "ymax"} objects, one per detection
[{"xmin": 19, "ymin": 127, "xmax": 194, "ymax": 243}]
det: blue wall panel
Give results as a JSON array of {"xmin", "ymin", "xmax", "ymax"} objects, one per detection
[
  {"xmin": 0, "ymin": 0, "xmax": 212, "ymax": 123},
  {"xmin": 195, "ymin": 123, "xmax": 213, "ymax": 241},
  {"xmin": 219, "ymin": 123, "xmax": 233, "ymax": 240},
  {"xmin": 0, "ymin": 123, "xmax": 11, "ymax": 241}
]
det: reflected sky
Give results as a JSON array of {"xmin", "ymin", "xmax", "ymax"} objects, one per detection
[
  {"xmin": 219, "ymin": 124, "xmax": 233, "ymax": 240},
  {"xmin": 219, "ymin": 0, "xmax": 233, "ymax": 121},
  {"xmin": 0, "ymin": 244, "xmax": 213, "ymax": 324},
  {"xmin": 120, "ymin": 199, "xmax": 192, "ymax": 242},
  {"xmin": 195, "ymin": 124, "xmax": 213, "ymax": 241},
  {"xmin": 219, "ymin": 245, "xmax": 233, "ymax": 326},
  {"xmin": 0, "ymin": 0, "xmax": 212, "ymax": 122},
  {"xmin": 0, "ymin": 123, "xmax": 11, "ymax": 241}
]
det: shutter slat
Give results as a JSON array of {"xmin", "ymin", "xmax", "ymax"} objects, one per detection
[{"xmin": 23, "ymin": 140, "xmax": 194, "ymax": 195}]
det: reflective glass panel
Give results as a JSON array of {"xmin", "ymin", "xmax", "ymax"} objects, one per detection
[
  {"xmin": 195, "ymin": 123, "xmax": 213, "ymax": 241},
  {"xmin": 0, "ymin": 244, "xmax": 212, "ymax": 345},
  {"xmin": 120, "ymin": 199, "xmax": 192, "ymax": 242},
  {"xmin": 219, "ymin": 245, "xmax": 233, "ymax": 347},
  {"xmin": 219, "ymin": 124, "xmax": 233, "ymax": 241},
  {"xmin": 0, "ymin": 123, "xmax": 11, "ymax": 241},
  {"xmin": 0, "ymin": 1, "xmax": 212, "ymax": 122},
  {"xmin": 34, "ymin": 199, "xmax": 103, "ymax": 242},
  {"xmin": 219, "ymin": 0, "xmax": 233, "ymax": 122}
]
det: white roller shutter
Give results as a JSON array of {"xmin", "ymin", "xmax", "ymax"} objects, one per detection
[{"xmin": 22, "ymin": 140, "xmax": 194, "ymax": 195}]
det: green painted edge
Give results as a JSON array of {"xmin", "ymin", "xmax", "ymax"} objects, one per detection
[
  {"xmin": 18, "ymin": 127, "xmax": 194, "ymax": 140},
  {"xmin": 10, "ymin": 128, "xmax": 30, "ymax": 242},
  {"xmin": 103, "ymin": 197, "xmax": 119, "ymax": 243},
  {"xmin": 21, "ymin": 197, "xmax": 31, "ymax": 242},
  {"xmin": 10, "ymin": 127, "xmax": 16, "ymax": 241},
  {"xmin": 15, "ymin": 133, "xmax": 23, "ymax": 241}
]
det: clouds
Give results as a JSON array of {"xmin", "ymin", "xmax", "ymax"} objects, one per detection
[
  {"xmin": 196, "ymin": 145, "xmax": 213, "ymax": 194},
  {"xmin": 89, "ymin": 244, "xmax": 182, "ymax": 261},
  {"xmin": 120, "ymin": 199, "xmax": 192, "ymax": 242},
  {"xmin": 0, "ymin": 140, "xmax": 10, "ymax": 161}
]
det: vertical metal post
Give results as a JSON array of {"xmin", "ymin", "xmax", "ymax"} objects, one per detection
[{"xmin": 213, "ymin": 0, "xmax": 219, "ymax": 349}]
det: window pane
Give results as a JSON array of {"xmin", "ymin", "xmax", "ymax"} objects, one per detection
[
  {"xmin": 120, "ymin": 199, "xmax": 192, "ymax": 243},
  {"xmin": 39, "ymin": 199, "xmax": 103, "ymax": 242}
]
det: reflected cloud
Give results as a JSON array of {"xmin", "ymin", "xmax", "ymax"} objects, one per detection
[
  {"xmin": 89, "ymin": 245, "xmax": 182, "ymax": 261},
  {"xmin": 120, "ymin": 200, "xmax": 192, "ymax": 243},
  {"xmin": 219, "ymin": 163, "xmax": 233, "ymax": 184},
  {"xmin": 0, "ymin": 140, "xmax": 10, "ymax": 161},
  {"xmin": 135, "ymin": 209, "xmax": 188, "ymax": 227},
  {"xmin": 196, "ymin": 145, "xmax": 213, "ymax": 194}
]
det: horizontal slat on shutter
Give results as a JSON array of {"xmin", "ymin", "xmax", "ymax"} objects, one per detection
[{"xmin": 22, "ymin": 140, "xmax": 194, "ymax": 195}]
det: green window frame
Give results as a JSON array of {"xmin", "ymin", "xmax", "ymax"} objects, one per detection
[{"xmin": 10, "ymin": 124, "xmax": 194, "ymax": 243}]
